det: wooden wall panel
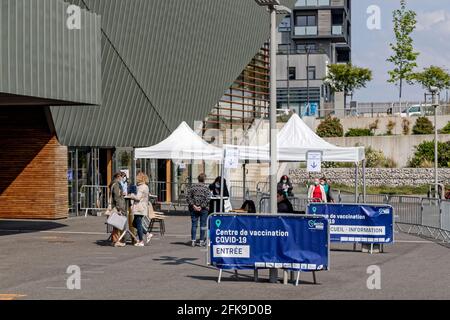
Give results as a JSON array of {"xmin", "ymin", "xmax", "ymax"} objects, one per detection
[
  {"xmin": 318, "ymin": 10, "xmax": 331, "ymax": 36},
  {"xmin": 0, "ymin": 108, "xmax": 68, "ymax": 219}
]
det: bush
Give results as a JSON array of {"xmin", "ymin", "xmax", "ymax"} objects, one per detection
[
  {"xmin": 345, "ymin": 128, "xmax": 373, "ymax": 137},
  {"xmin": 439, "ymin": 121, "xmax": 450, "ymax": 134},
  {"xmin": 412, "ymin": 117, "xmax": 434, "ymax": 135},
  {"xmin": 368, "ymin": 119, "xmax": 379, "ymax": 134},
  {"xmin": 402, "ymin": 118, "xmax": 411, "ymax": 135},
  {"xmin": 409, "ymin": 140, "xmax": 450, "ymax": 168},
  {"xmin": 386, "ymin": 120, "xmax": 396, "ymax": 135},
  {"xmin": 316, "ymin": 116, "xmax": 344, "ymax": 137},
  {"xmin": 365, "ymin": 146, "xmax": 397, "ymax": 168}
]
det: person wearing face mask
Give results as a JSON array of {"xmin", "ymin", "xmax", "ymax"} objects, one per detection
[
  {"xmin": 277, "ymin": 175, "xmax": 294, "ymax": 197},
  {"xmin": 209, "ymin": 176, "xmax": 229, "ymax": 213},
  {"xmin": 307, "ymin": 178, "xmax": 327, "ymax": 203},
  {"xmin": 320, "ymin": 177, "xmax": 335, "ymax": 203},
  {"xmin": 120, "ymin": 172, "xmax": 128, "ymax": 196}
]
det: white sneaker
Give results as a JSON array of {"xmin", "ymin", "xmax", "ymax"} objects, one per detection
[
  {"xmin": 191, "ymin": 240, "xmax": 196, "ymax": 247},
  {"xmin": 146, "ymin": 233, "xmax": 153, "ymax": 244},
  {"xmin": 134, "ymin": 242, "xmax": 144, "ymax": 247}
]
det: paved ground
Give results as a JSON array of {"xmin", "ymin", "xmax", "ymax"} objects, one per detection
[{"xmin": 0, "ymin": 216, "xmax": 449, "ymax": 300}]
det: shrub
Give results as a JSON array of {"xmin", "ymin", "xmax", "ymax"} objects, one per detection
[
  {"xmin": 345, "ymin": 128, "xmax": 373, "ymax": 137},
  {"xmin": 386, "ymin": 120, "xmax": 396, "ymax": 135},
  {"xmin": 412, "ymin": 117, "xmax": 434, "ymax": 135},
  {"xmin": 402, "ymin": 118, "xmax": 411, "ymax": 135},
  {"xmin": 368, "ymin": 119, "xmax": 379, "ymax": 134},
  {"xmin": 365, "ymin": 146, "xmax": 397, "ymax": 168},
  {"xmin": 316, "ymin": 116, "xmax": 344, "ymax": 137},
  {"xmin": 409, "ymin": 140, "xmax": 450, "ymax": 168},
  {"xmin": 439, "ymin": 121, "xmax": 450, "ymax": 134}
]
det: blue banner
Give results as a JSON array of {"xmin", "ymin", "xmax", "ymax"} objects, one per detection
[
  {"xmin": 208, "ymin": 214, "xmax": 329, "ymax": 271},
  {"xmin": 307, "ymin": 204, "xmax": 394, "ymax": 244}
]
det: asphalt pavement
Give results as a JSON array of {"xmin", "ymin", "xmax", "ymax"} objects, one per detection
[{"xmin": 0, "ymin": 216, "xmax": 449, "ymax": 300}]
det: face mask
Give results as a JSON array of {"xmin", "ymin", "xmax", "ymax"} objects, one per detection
[
  {"xmin": 282, "ymin": 180, "xmax": 287, "ymax": 184},
  {"xmin": 314, "ymin": 181, "xmax": 319, "ymax": 186},
  {"xmin": 215, "ymin": 183, "xmax": 220, "ymax": 188}
]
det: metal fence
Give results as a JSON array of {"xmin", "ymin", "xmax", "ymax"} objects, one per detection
[{"xmin": 353, "ymin": 193, "xmax": 449, "ymax": 242}]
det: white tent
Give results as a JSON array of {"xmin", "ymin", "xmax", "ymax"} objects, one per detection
[
  {"xmin": 134, "ymin": 121, "xmax": 223, "ymax": 161},
  {"xmin": 225, "ymin": 113, "xmax": 365, "ymax": 163}
]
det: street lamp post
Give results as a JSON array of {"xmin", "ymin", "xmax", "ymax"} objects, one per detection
[
  {"xmin": 255, "ymin": 0, "xmax": 292, "ymax": 284},
  {"xmin": 254, "ymin": 0, "xmax": 291, "ymax": 216},
  {"xmin": 431, "ymin": 88, "xmax": 439, "ymax": 195}
]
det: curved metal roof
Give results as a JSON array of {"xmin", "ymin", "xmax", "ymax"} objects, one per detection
[{"xmin": 51, "ymin": 0, "xmax": 294, "ymax": 147}]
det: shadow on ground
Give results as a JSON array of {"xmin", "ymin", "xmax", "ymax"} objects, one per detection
[{"xmin": 0, "ymin": 220, "xmax": 67, "ymax": 236}]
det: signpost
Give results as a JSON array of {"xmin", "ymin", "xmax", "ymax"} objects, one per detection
[
  {"xmin": 307, "ymin": 203, "xmax": 394, "ymax": 253},
  {"xmin": 208, "ymin": 213, "xmax": 330, "ymax": 286},
  {"xmin": 307, "ymin": 151, "xmax": 322, "ymax": 173}
]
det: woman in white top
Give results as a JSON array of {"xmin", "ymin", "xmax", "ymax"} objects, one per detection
[{"xmin": 130, "ymin": 172, "xmax": 152, "ymax": 246}]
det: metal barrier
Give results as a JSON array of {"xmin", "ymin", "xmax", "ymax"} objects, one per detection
[
  {"xmin": 258, "ymin": 196, "xmax": 309, "ymax": 214},
  {"xmin": 440, "ymin": 200, "xmax": 450, "ymax": 232},
  {"xmin": 79, "ymin": 185, "xmax": 109, "ymax": 217}
]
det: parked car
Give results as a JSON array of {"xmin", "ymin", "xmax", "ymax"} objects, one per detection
[{"xmin": 399, "ymin": 104, "xmax": 433, "ymax": 117}]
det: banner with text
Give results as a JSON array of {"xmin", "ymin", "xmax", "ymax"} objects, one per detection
[
  {"xmin": 208, "ymin": 214, "xmax": 329, "ymax": 271},
  {"xmin": 307, "ymin": 203, "xmax": 394, "ymax": 244}
]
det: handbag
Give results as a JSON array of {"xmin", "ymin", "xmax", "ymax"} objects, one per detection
[{"xmin": 106, "ymin": 211, "xmax": 128, "ymax": 231}]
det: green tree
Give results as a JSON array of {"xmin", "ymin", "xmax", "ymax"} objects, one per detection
[
  {"xmin": 316, "ymin": 116, "xmax": 344, "ymax": 137},
  {"xmin": 440, "ymin": 122, "xmax": 450, "ymax": 134},
  {"xmin": 323, "ymin": 63, "xmax": 372, "ymax": 108},
  {"xmin": 412, "ymin": 117, "xmax": 434, "ymax": 135},
  {"xmin": 409, "ymin": 140, "xmax": 450, "ymax": 168},
  {"xmin": 387, "ymin": 0, "xmax": 419, "ymax": 102},
  {"xmin": 412, "ymin": 65, "xmax": 450, "ymax": 92}
]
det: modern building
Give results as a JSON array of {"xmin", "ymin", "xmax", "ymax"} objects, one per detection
[
  {"xmin": 276, "ymin": 0, "xmax": 351, "ymax": 116},
  {"xmin": 0, "ymin": 0, "xmax": 295, "ymax": 219}
]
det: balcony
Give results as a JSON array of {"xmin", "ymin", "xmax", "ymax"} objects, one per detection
[
  {"xmin": 332, "ymin": 25, "xmax": 343, "ymax": 35},
  {"xmin": 295, "ymin": 0, "xmax": 331, "ymax": 6},
  {"xmin": 294, "ymin": 26, "xmax": 318, "ymax": 36}
]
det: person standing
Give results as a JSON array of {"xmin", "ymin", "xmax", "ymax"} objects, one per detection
[
  {"xmin": 130, "ymin": 172, "xmax": 152, "ymax": 247},
  {"xmin": 109, "ymin": 172, "xmax": 126, "ymax": 247},
  {"xmin": 307, "ymin": 178, "xmax": 327, "ymax": 203},
  {"xmin": 209, "ymin": 176, "xmax": 229, "ymax": 213},
  {"xmin": 320, "ymin": 177, "xmax": 335, "ymax": 203},
  {"xmin": 277, "ymin": 175, "xmax": 294, "ymax": 197},
  {"xmin": 187, "ymin": 173, "xmax": 210, "ymax": 247},
  {"xmin": 120, "ymin": 172, "xmax": 128, "ymax": 196}
]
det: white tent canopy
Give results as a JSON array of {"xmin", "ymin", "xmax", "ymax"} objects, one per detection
[
  {"xmin": 224, "ymin": 113, "xmax": 365, "ymax": 163},
  {"xmin": 134, "ymin": 121, "xmax": 223, "ymax": 161}
]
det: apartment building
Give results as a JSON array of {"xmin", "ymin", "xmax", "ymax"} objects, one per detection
[{"xmin": 276, "ymin": 0, "xmax": 351, "ymax": 116}]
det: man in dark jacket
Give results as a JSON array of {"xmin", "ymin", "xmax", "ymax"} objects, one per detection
[
  {"xmin": 277, "ymin": 191, "xmax": 294, "ymax": 213},
  {"xmin": 187, "ymin": 173, "xmax": 211, "ymax": 247}
]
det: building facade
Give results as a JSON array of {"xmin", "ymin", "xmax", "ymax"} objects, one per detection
[
  {"xmin": 0, "ymin": 0, "xmax": 296, "ymax": 219},
  {"xmin": 276, "ymin": 0, "xmax": 351, "ymax": 116}
]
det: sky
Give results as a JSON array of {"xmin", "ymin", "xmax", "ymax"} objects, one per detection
[{"xmin": 351, "ymin": 0, "xmax": 450, "ymax": 102}]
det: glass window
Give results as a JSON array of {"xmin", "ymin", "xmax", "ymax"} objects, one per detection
[
  {"xmin": 307, "ymin": 66, "xmax": 316, "ymax": 80},
  {"xmin": 296, "ymin": 15, "xmax": 316, "ymax": 26},
  {"xmin": 288, "ymin": 67, "xmax": 296, "ymax": 80},
  {"xmin": 278, "ymin": 16, "xmax": 291, "ymax": 32}
]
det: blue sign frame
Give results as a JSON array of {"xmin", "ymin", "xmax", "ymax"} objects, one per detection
[
  {"xmin": 307, "ymin": 203, "xmax": 394, "ymax": 244},
  {"xmin": 207, "ymin": 213, "xmax": 330, "ymax": 272}
]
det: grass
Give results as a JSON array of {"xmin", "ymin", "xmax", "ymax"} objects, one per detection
[{"xmin": 332, "ymin": 183, "xmax": 430, "ymax": 195}]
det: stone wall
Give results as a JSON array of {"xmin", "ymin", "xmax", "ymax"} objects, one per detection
[{"xmin": 287, "ymin": 168, "xmax": 450, "ymax": 187}]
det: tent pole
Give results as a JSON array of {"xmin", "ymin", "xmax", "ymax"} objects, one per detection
[
  {"xmin": 354, "ymin": 162, "xmax": 359, "ymax": 203},
  {"xmin": 219, "ymin": 149, "xmax": 225, "ymax": 213},
  {"xmin": 362, "ymin": 159, "xmax": 366, "ymax": 203}
]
